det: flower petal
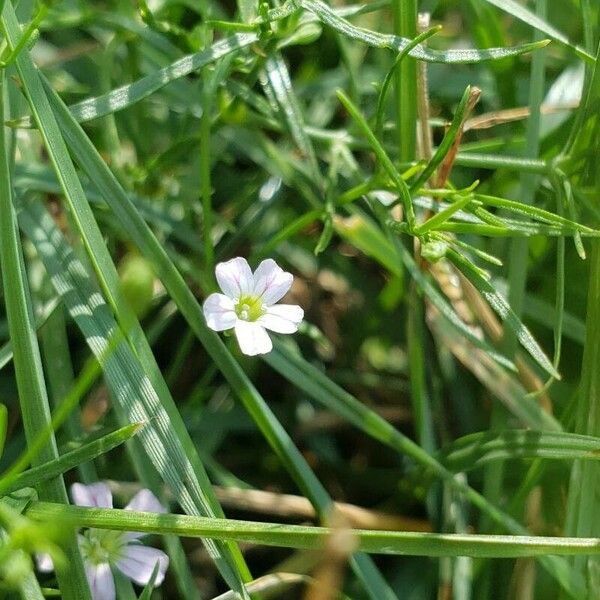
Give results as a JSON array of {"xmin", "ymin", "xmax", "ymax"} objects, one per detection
[
  {"xmin": 85, "ymin": 562, "xmax": 115, "ymax": 600},
  {"xmin": 234, "ymin": 321, "xmax": 272, "ymax": 356},
  {"xmin": 252, "ymin": 259, "xmax": 293, "ymax": 305},
  {"xmin": 125, "ymin": 489, "xmax": 166, "ymax": 513},
  {"xmin": 36, "ymin": 553, "xmax": 54, "ymax": 573},
  {"xmin": 203, "ymin": 293, "xmax": 236, "ymax": 331},
  {"xmin": 259, "ymin": 304, "xmax": 304, "ymax": 333},
  {"xmin": 71, "ymin": 482, "xmax": 113, "ymax": 508},
  {"xmin": 215, "ymin": 257, "xmax": 253, "ymax": 299},
  {"xmin": 116, "ymin": 544, "xmax": 169, "ymax": 587},
  {"xmin": 124, "ymin": 489, "xmax": 167, "ymax": 541}
]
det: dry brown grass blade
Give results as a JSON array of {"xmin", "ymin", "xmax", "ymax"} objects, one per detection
[
  {"xmin": 215, "ymin": 487, "xmax": 432, "ymax": 532},
  {"xmin": 463, "ymin": 102, "xmax": 579, "ymax": 132},
  {"xmin": 108, "ymin": 480, "xmax": 432, "ymax": 531},
  {"xmin": 302, "ymin": 511, "xmax": 357, "ymax": 600}
]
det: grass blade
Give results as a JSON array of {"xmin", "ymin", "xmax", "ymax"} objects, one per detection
[
  {"xmin": 0, "ymin": 424, "xmax": 143, "ymax": 496},
  {"xmin": 41, "ymin": 57, "xmax": 399, "ymax": 600},
  {"xmin": 263, "ymin": 342, "xmax": 581, "ymax": 596},
  {"xmin": 25, "ymin": 501, "xmax": 600, "ymax": 560},
  {"xmin": 10, "ymin": 33, "xmax": 258, "ymax": 128},
  {"xmin": 302, "ymin": 0, "xmax": 549, "ymax": 63},
  {"xmin": 17, "ymin": 198, "xmax": 251, "ymax": 597},
  {"xmin": 446, "ymin": 248, "xmax": 559, "ymax": 379},
  {"xmin": 481, "ymin": 0, "xmax": 592, "ymax": 61},
  {"xmin": 440, "ymin": 430, "xmax": 600, "ymax": 472},
  {"xmin": 0, "ymin": 68, "xmax": 91, "ymax": 598}
]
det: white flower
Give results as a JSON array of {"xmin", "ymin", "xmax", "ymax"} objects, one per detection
[
  {"xmin": 203, "ymin": 257, "xmax": 304, "ymax": 356},
  {"xmin": 37, "ymin": 482, "xmax": 169, "ymax": 600}
]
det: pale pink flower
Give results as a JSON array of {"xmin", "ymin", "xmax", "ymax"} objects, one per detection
[
  {"xmin": 38, "ymin": 483, "xmax": 168, "ymax": 600},
  {"xmin": 203, "ymin": 257, "xmax": 304, "ymax": 355}
]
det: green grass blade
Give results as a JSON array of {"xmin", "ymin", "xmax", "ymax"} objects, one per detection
[
  {"xmin": 42, "ymin": 60, "xmax": 398, "ymax": 600},
  {"xmin": 414, "ymin": 194, "xmax": 474, "ymax": 235},
  {"xmin": 375, "ymin": 25, "xmax": 441, "ymax": 139},
  {"xmin": 263, "ymin": 56, "xmax": 321, "ymax": 183},
  {"xmin": 454, "ymin": 152, "xmax": 547, "ymax": 173},
  {"xmin": 40, "ymin": 306, "xmax": 97, "ymax": 484},
  {"xmin": 391, "ymin": 0, "xmax": 417, "ymax": 162},
  {"xmin": 302, "ymin": 0, "xmax": 549, "ymax": 63},
  {"xmin": 445, "ymin": 248, "xmax": 560, "ymax": 379},
  {"xmin": 440, "ymin": 430, "xmax": 600, "ymax": 472},
  {"xmin": 410, "ymin": 86, "xmax": 475, "ymax": 192},
  {"xmin": 25, "ymin": 501, "xmax": 600, "ymax": 560},
  {"xmin": 475, "ymin": 193, "xmax": 598, "ymax": 234},
  {"xmin": 481, "ymin": 0, "xmax": 593, "ymax": 61},
  {"xmin": 0, "ymin": 424, "xmax": 142, "ymax": 496},
  {"xmin": 0, "ymin": 67, "xmax": 91, "ymax": 598},
  {"xmin": 17, "ymin": 199, "xmax": 251, "ymax": 598},
  {"xmin": 334, "ymin": 209, "xmax": 516, "ymax": 371},
  {"xmin": 10, "ymin": 33, "xmax": 258, "ymax": 128},
  {"xmin": 337, "ymin": 90, "xmax": 415, "ymax": 229}
]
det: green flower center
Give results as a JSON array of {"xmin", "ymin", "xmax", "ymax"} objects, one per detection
[
  {"xmin": 235, "ymin": 295, "xmax": 265, "ymax": 322},
  {"xmin": 80, "ymin": 529, "xmax": 126, "ymax": 566}
]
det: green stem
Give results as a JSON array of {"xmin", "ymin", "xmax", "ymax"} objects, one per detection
[
  {"xmin": 563, "ymin": 30, "xmax": 600, "ymax": 600},
  {"xmin": 565, "ymin": 242, "xmax": 600, "ymax": 594},
  {"xmin": 504, "ymin": 0, "xmax": 546, "ymax": 356},
  {"xmin": 392, "ymin": 0, "xmax": 417, "ymax": 162},
  {"xmin": 200, "ymin": 77, "xmax": 215, "ymax": 281}
]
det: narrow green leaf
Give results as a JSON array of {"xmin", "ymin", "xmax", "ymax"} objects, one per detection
[
  {"xmin": 17, "ymin": 198, "xmax": 250, "ymax": 597},
  {"xmin": 374, "ymin": 23, "xmax": 440, "ymax": 139},
  {"xmin": 302, "ymin": 0, "xmax": 549, "ymax": 64},
  {"xmin": 0, "ymin": 56, "xmax": 91, "ymax": 599},
  {"xmin": 42, "ymin": 54, "xmax": 397, "ymax": 600},
  {"xmin": 263, "ymin": 56, "xmax": 321, "ymax": 183},
  {"xmin": 337, "ymin": 90, "xmax": 415, "ymax": 229},
  {"xmin": 25, "ymin": 501, "xmax": 600, "ymax": 560},
  {"xmin": 410, "ymin": 86, "xmax": 475, "ymax": 192},
  {"xmin": 0, "ymin": 3, "xmax": 47, "ymax": 68},
  {"xmin": 475, "ymin": 193, "xmax": 598, "ymax": 234},
  {"xmin": 481, "ymin": 0, "xmax": 593, "ymax": 62},
  {"xmin": 414, "ymin": 194, "xmax": 474, "ymax": 235},
  {"xmin": 0, "ymin": 424, "xmax": 143, "ymax": 496},
  {"xmin": 137, "ymin": 562, "xmax": 160, "ymax": 600},
  {"xmin": 10, "ymin": 33, "xmax": 258, "ymax": 127},
  {"xmin": 440, "ymin": 430, "xmax": 600, "ymax": 472},
  {"xmin": 454, "ymin": 152, "xmax": 548, "ymax": 173},
  {"xmin": 446, "ymin": 248, "xmax": 560, "ymax": 379}
]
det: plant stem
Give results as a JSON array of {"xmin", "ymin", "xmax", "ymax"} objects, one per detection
[
  {"xmin": 392, "ymin": 0, "xmax": 417, "ymax": 163},
  {"xmin": 504, "ymin": 0, "xmax": 546, "ymax": 356}
]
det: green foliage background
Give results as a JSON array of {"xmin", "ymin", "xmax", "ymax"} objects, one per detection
[{"xmin": 0, "ymin": 0, "xmax": 599, "ymax": 598}]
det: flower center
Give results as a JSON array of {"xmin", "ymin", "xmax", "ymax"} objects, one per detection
[
  {"xmin": 80, "ymin": 529, "xmax": 126, "ymax": 566},
  {"xmin": 235, "ymin": 295, "xmax": 265, "ymax": 322}
]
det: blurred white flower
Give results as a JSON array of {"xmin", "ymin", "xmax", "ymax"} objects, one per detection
[
  {"xmin": 37, "ymin": 482, "xmax": 168, "ymax": 600},
  {"xmin": 203, "ymin": 257, "xmax": 304, "ymax": 356}
]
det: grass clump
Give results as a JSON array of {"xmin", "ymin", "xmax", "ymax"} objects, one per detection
[{"xmin": 0, "ymin": 0, "xmax": 599, "ymax": 599}]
